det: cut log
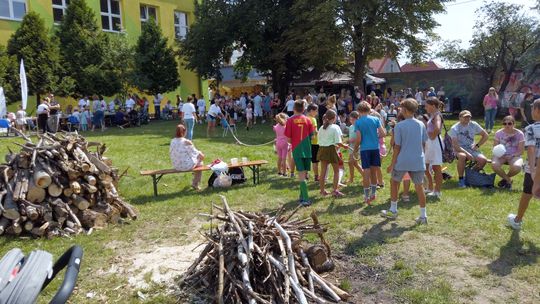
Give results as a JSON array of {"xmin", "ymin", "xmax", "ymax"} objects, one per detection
[
  {"xmin": 80, "ymin": 209, "xmax": 108, "ymax": 229},
  {"xmin": 70, "ymin": 181, "xmax": 81, "ymax": 194},
  {"xmin": 3, "ymin": 189, "xmax": 20, "ymax": 220},
  {"xmin": 6, "ymin": 221, "xmax": 22, "ymax": 235},
  {"xmin": 27, "ymin": 184, "xmax": 46, "ymax": 204},
  {"xmin": 33, "ymin": 170, "xmax": 52, "ymax": 188},
  {"xmin": 25, "ymin": 205, "xmax": 39, "ymax": 221},
  {"xmin": 31, "ymin": 222, "xmax": 49, "ymax": 237},
  {"xmin": 47, "ymin": 183, "xmax": 63, "ymax": 197},
  {"xmin": 23, "ymin": 221, "xmax": 34, "ymax": 232},
  {"xmin": 72, "ymin": 195, "xmax": 89, "ymax": 211},
  {"xmin": 63, "ymin": 187, "xmax": 73, "ymax": 197},
  {"xmin": 0, "ymin": 217, "xmax": 10, "ymax": 235},
  {"xmin": 84, "ymin": 175, "xmax": 97, "ymax": 186}
]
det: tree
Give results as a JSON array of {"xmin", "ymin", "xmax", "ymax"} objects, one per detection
[
  {"xmin": 0, "ymin": 45, "xmax": 18, "ymax": 102},
  {"xmin": 439, "ymin": 2, "xmax": 540, "ymax": 94},
  {"xmin": 133, "ymin": 18, "xmax": 179, "ymax": 95},
  {"xmin": 7, "ymin": 12, "xmax": 64, "ymax": 103},
  {"xmin": 103, "ymin": 34, "xmax": 135, "ymax": 99},
  {"xmin": 56, "ymin": 0, "xmax": 108, "ymax": 96}
]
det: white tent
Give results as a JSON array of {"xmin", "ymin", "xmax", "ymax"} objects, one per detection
[
  {"xmin": 318, "ymin": 71, "xmax": 385, "ymax": 85},
  {"xmin": 0, "ymin": 87, "xmax": 6, "ymax": 118}
]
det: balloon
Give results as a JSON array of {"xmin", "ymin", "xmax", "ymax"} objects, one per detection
[{"xmin": 492, "ymin": 144, "xmax": 506, "ymax": 158}]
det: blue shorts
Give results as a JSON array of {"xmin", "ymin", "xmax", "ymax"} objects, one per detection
[
  {"xmin": 207, "ymin": 114, "xmax": 216, "ymax": 122},
  {"xmin": 360, "ymin": 149, "xmax": 381, "ymax": 169}
]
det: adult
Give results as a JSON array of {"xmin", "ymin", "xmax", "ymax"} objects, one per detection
[
  {"xmin": 169, "ymin": 124, "xmax": 205, "ymax": 190},
  {"xmin": 284, "ymin": 95, "xmax": 295, "ymax": 117},
  {"xmin": 450, "ymin": 110, "xmax": 489, "ymax": 188},
  {"xmin": 271, "ymin": 93, "xmax": 281, "ymax": 118},
  {"xmin": 91, "ymin": 95, "xmax": 106, "ymax": 132},
  {"xmin": 427, "ymin": 87, "xmax": 436, "ymax": 97},
  {"xmin": 520, "ymin": 90, "xmax": 535, "ymax": 129},
  {"xmin": 37, "ymin": 98, "xmax": 49, "ymax": 134},
  {"xmin": 196, "ymin": 96, "xmax": 206, "ymax": 124},
  {"xmin": 154, "ymin": 94, "xmax": 162, "ymax": 120},
  {"xmin": 424, "ymin": 97, "xmax": 444, "ymax": 199},
  {"xmin": 207, "ymin": 99, "xmax": 222, "ymax": 137},
  {"xmin": 181, "ymin": 97, "xmax": 198, "ymax": 140},
  {"xmin": 507, "ymin": 92, "xmax": 520, "ymax": 118},
  {"xmin": 253, "ymin": 92, "xmax": 263, "ymax": 124},
  {"xmin": 78, "ymin": 96, "xmax": 88, "ymax": 111},
  {"xmin": 46, "ymin": 94, "xmax": 61, "ymax": 133},
  {"xmin": 415, "ymin": 88, "xmax": 424, "ymax": 114},
  {"xmin": 263, "ymin": 92, "xmax": 272, "ymax": 123},
  {"xmin": 483, "ymin": 87, "xmax": 498, "ymax": 133},
  {"xmin": 491, "ymin": 115, "xmax": 524, "ymax": 189},
  {"xmin": 125, "ymin": 95, "xmax": 136, "ymax": 111}
]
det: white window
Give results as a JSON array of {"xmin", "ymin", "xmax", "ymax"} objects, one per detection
[
  {"xmin": 0, "ymin": 0, "xmax": 26, "ymax": 20},
  {"xmin": 140, "ymin": 4, "xmax": 157, "ymax": 24},
  {"xmin": 174, "ymin": 11, "xmax": 188, "ymax": 40},
  {"xmin": 100, "ymin": 0, "xmax": 122, "ymax": 32},
  {"xmin": 52, "ymin": 0, "xmax": 69, "ymax": 23}
]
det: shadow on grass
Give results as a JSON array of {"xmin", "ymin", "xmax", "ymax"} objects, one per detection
[
  {"xmin": 344, "ymin": 219, "xmax": 415, "ymax": 255},
  {"xmin": 487, "ymin": 230, "xmax": 539, "ymax": 276}
]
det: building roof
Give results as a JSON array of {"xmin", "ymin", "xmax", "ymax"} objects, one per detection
[
  {"xmin": 368, "ymin": 57, "xmax": 389, "ymax": 74},
  {"xmin": 400, "ymin": 61, "xmax": 443, "ymax": 72}
]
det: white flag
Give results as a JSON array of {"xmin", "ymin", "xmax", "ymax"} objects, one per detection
[
  {"xmin": 20, "ymin": 59, "xmax": 28, "ymax": 110},
  {"xmin": 0, "ymin": 87, "xmax": 6, "ymax": 118}
]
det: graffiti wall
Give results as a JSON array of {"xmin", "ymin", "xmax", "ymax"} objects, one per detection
[{"xmin": 374, "ymin": 68, "xmax": 489, "ymax": 115}]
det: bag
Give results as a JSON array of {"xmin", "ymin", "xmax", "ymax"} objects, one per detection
[
  {"xmin": 210, "ymin": 159, "xmax": 228, "ymax": 174},
  {"xmin": 437, "ymin": 116, "xmax": 455, "ymax": 163},
  {"xmin": 213, "ymin": 172, "xmax": 232, "ymax": 188},
  {"xmin": 228, "ymin": 167, "xmax": 247, "ymax": 185},
  {"xmin": 465, "ymin": 162, "xmax": 495, "ymax": 188}
]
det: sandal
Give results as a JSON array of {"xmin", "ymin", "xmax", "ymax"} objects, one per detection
[
  {"xmin": 320, "ymin": 190, "xmax": 330, "ymax": 196},
  {"xmin": 332, "ymin": 190, "xmax": 345, "ymax": 197}
]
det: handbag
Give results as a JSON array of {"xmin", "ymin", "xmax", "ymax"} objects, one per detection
[
  {"xmin": 210, "ymin": 159, "xmax": 228, "ymax": 174},
  {"xmin": 213, "ymin": 172, "xmax": 232, "ymax": 188},
  {"xmin": 437, "ymin": 115, "xmax": 455, "ymax": 163},
  {"xmin": 464, "ymin": 162, "xmax": 495, "ymax": 188}
]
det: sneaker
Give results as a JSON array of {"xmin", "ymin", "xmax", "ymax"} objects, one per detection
[
  {"xmin": 424, "ymin": 189, "xmax": 433, "ymax": 194},
  {"xmin": 377, "ymin": 183, "xmax": 385, "ymax": 189},
  {"xmin": 458, "ymin": 179, "xmax": 466, "ymax": 188},
  {"xmin": 381, "ymin": 210, "xmax": 398, "ymax": 219},
  {"xmin": 401, "ymin": 195, "xmax": 410, "ymax": 202},
  {"xmin": 369, "ymin": 194, "xmax": 377, "ymax": 203},
  {"xmin": 498, "ymin": 179, "xmax": 507, "ymax": 188},
  {"xmin": 507, "ymin": 214, "xmax": 522, "ymax": 230},
  {"xmin": 415, "ymin": 217, "xmax": 428, "ymax": 225},
  {"xmin": 299, "ymin": 199, "xmax": 312, "ymax": 207},
  {"xmin": 427, "ymin": 192, "xmax": 441, "ymax": 200},
  {"xmin": 363, "ymin": 196, "xmax": 371, "ymax": 205}
]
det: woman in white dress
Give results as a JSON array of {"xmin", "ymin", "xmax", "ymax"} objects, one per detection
[{"xmin": 170, "ymin": 124, "xmax": 205, "ymax": 190}]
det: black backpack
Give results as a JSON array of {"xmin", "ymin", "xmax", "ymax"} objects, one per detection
[{"xmin": 208, "ymin": 167, "xmax": 247, "ymax": 187}]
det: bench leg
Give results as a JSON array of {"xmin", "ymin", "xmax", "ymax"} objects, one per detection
[{"xmin": 152, "ymin": 175, "xmax": 158, "ymax": 196}]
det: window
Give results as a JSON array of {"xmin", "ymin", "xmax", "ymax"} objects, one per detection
[
  {"xmin": 0, "ymin": 0, "xmax": 26, "ymax": 20},
  {"xmin": 52, "ymin": 0, "xmax": 69, "ymax": 23},
  {"xmin": 140, "ymin": 4, "xmax": 157, "ymax": 24},
  {"xmin": 100, "ymin": 0, "xmax": 122, "ymax": 32},
  {"xmin": 174, "ymin": 11, "xmax": 188, "ymax": 40}
]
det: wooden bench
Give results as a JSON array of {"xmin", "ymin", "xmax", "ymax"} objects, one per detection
[{"xmin": 140, "ymin": 160, "xmax": 269, "ymax": 196}]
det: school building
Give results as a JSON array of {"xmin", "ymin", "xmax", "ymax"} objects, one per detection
[{"xmin": 0, "ymin": 0, "xmax": 208, "ymax": 107}]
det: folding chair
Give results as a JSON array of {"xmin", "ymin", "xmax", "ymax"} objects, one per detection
[
  {"xmin": 222, "ymin": 118, "xmax": 235, "ymax": 137},
  {"xmin": 67, "ymin": 116, "xmax": 80, "ymax": 132},
  {"xmin": 0, "ymin": 119, "xmax": 11, "ymax": 137}
]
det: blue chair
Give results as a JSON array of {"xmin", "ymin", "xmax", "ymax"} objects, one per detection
[
  {"xmin": 67, "ymin": 116, "xmax": 80, "ymax": 132},
  {"xmin": 0, "ymin": 119, "xmax": 11, "ymax": 136},
  {"xmin": 221, "ymin": 118, "xmax": 236, "ymax": 137}
]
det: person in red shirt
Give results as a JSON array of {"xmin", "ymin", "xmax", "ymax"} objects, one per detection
[{"xmin": 285, "ymin": 100, "xmax": 315, "ymax": 206}]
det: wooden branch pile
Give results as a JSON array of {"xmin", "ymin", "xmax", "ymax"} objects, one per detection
[
  {"xmin": 0, "ymin": 131, "xmax": 137, "ymax": 238},
  {"xmin": 180, "ymin": 196, "xmax": 351, "ymax": 304}
]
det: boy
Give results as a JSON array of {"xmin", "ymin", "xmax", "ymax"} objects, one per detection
[
  {"xmin": 307, "ymin": 104, "xmax": 320, "ymax": 181},
  {"xmin": 347, "ymin": 111, "xmax": 363, "ymax": 184},
  {"xmin": 508, "ymin": 99, "xmax": 540, "ymax": 229},
  {"xmin": 285, "ymin": 100, "xmax": 315, "ymax": 206},
  {"xmin": 382, "ymin": 98, "xmax": 428, "ymax": 224},
  {"xmin": 354, "ymin": 101, "xmax": 386, "ymax": 204}
]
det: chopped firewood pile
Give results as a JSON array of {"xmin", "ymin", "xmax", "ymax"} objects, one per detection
[
  {"xmin": 179, "ymin": 196, "xmax": 351, "ymax": 303},
  {"xmin": 0, "ymin": 131, "xmax": 137, "ymax": 238}
]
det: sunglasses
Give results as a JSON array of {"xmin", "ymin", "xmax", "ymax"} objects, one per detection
[{"xmin": 503, "ymin": 122, "xmax": 514, "ymax": 125}]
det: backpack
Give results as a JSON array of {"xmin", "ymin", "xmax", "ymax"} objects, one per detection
[
  {"xmin": 437, "ymin": 116, "xmax": 455, "ymax": 163},
  {"xmin": 207, "ymin": 167, "xmax": 246, "ymax": 187}
]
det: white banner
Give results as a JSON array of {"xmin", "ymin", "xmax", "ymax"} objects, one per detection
[
  {"xmin": 0, "ymin": 87, "xmax": 6, "ymax": 118},
  {"xmin": 20, "ymin": 59, "xmax": 27, "ymax": 110}
]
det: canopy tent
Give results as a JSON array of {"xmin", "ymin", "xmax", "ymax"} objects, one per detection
[{"xmin": 318, "ymin": 71, "xmax": 385, "ymax": 85}]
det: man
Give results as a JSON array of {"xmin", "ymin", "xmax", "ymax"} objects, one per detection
[
  {"xmin": 415, "ymin": 88, "xmax": 424, "ymax": 113},
  {"xmin": 253, "ymin": 92, "xmax": 263, "ymax": 124},
  {"xmin": 154, "ymin": 94, "xmax": 162, "ymax": 120},
  {"xmin": 46, "ymin": 94, "xmax": 61, "ymax": 133},
  {"xmin": 125, "ymin": 95, "xmax": 136, "ymax": 111},
  {"xmin": 449, "ymin": 110, "xmax": 489, "ymax": 188},
  {"xmin": 78, "ymin": 96, "xmax": 88, "ymax": 111}
]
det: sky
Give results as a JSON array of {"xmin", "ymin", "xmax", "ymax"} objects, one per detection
[{"xmin": 404, "ymin": 0, "xmax": 538, "ymax": 66}]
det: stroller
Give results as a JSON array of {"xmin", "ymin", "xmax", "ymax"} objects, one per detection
[{"xmin": 0, "ymin": 245, "xmax": 83, "ymax": 304}]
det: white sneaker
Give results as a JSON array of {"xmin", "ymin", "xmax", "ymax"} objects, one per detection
[
  {"xmin": 507, "ymin": 214, "xmax": 522, "ymax": 230},
  {"xmin": 427, "ymin": 192, "xmax": 441, "ymax": 200},
  {"xmin": 415, "ymin": 217, "xmax": 428, "ymax": 225},
  {"xmin": 381, "ymin": 210, "xmax": 398, "ymax": 219},
  {"xmin": 424, "ymin": 189, "xmax": 433, "ymax": 194},
  {"xmin": 401, "ymin": 195, "xmax": 410, "ymax": 202}
]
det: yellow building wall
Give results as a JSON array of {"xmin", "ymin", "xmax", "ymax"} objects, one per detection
[{"xmin": 0, "ymin": 0, "xmax": 207, "ymax": 112}]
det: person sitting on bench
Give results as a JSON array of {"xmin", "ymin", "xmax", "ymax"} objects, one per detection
[{"xmin": 170, "ymin": 124, "xmax": 205, "ymax": 190}]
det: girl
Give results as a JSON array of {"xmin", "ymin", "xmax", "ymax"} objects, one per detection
[
  {"xmin": 273, "ymin": 113, "xmax": 289, "ymax": 176},
  {"xmin": 15, "ymin": 105, "xmax": 26, "ymax": 133},
  {"xmin": 347, "ymin": 111, "xmax": 363, "ymax": 184},
  {"xmin": 317, "ymin": 109, "xmax": 349, "ymax": 197},
  {"xmin": 491, "ymin": 115, "xmax": 524, "ymax": 190},
  {"xmin": 424, "ymin": 97, "xmax": 444, "ymax": 199},
  {"xmin": 80, "ymin": 106, "xmax": 91, "ymax": 131},
  {"xmin": 246, "ymin": 103, "xmax": 253, "ymax": 130}
]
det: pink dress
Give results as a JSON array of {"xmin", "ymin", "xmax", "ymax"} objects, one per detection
[{"xmin": 274, "ymin": 124, "xmax": 289, "ymax": 159}]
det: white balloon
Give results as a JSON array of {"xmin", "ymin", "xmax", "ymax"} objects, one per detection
[{"xmin": 492, "ymin": 144, "xmax": 506, "ymax": 158}]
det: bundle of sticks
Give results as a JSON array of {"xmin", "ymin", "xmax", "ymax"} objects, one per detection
[
  {"xmin": 0, "ymin": 130, "xmax": 137, "ymax": 238},
  {"xmin": 180, "ymin": 196, "xmax": 351, "ymax": 303}
]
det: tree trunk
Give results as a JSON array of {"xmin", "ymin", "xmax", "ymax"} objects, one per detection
[{"xmin": 354, "ymin": 50, "xmax": 367, "ymax": 94}]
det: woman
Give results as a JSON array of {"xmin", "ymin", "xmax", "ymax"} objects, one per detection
[
  {"xmin": 92, "ymin": 95, "xmax": 105, "ymax": 132},
  {"xmin": 207, "ymin": 99, "xmax": 222, "ymax": 137},
  {"xmin": 491, "ymin": 115, "xmax": 524, "ymax": 190},
  {"xmin": 424, "ymin": 97, "xmax": 444, "ymax": 199},
  {"xmin": 520, "ymin": 90, "xmax": 535, "ymax": 129},
  {"xmin": 181, "ymin": 96, "xmax": 198, "ymax": 140},
  {"xmin": 170, "ymin": 124, "xmax": 205, "ymax": 190},
  {"xmin": 483, "ymin": 87, "xmax": 498, "ymax": 133},
  {"xmin": 37, "ymin": 98, "xmax": 50, "ymax": 133}
]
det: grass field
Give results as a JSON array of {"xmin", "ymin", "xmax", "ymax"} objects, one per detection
[{"xmin": 0, "ymin": 118, "xmax": 539, "ymax": 303}]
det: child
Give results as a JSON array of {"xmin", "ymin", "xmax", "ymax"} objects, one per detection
[
  {"xmin": 15, "ymin": 105, "xmax": 26, "ymax": 133},
  {"xmin": 508, "ymin": 99, "xmax": 540, "ymax": 229},
  {"xmin": 274, "ymin": 113, "xmax": 289, "ymax": 176},
  {"xmin": 347, "ymin": 111, "xmax": 363, "ymax": 184},
  {"xmin": 80, "ymin": 106, "xmax": 90, "ymax": 131},
  {"xmin": 382, "ymin": 98, "xmax": 428, "ymax": 224},
  {"xmin": 246, "ymin": 103, "xmax": 253, "ymax": 130},
  {"xmin": 285, "ymin": 100, "xmax": 315, "ymax": 206},
  {"xmin": 390, "ymin": 112, "xmax": 411, "ymax": 201},
  {"xmin": 371, "ymin": 108, "xmax": 387, "ymax": 188},
  {"xmin": 307, "ymin": 104, "xmax": 320, "ymax": 181},
  {"xmin": 354, "ymin": 101, "xmax": 386, "ymax": 204},
  {"xmin": 317, "ymin": 110, "xmax": 349, "ymax": 197}
]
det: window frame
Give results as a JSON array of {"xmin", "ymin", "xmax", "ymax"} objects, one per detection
[
  {"xmin": 0, "ymin": 0, "xmax": 27, "ymax": 21},
  {"xmin": 140, "ymin": 4, "xmax": 157, "ymax": 24},
  {"xmin": 173, "ymin": 11, "xmax": 188, "ymax": 40},
  {"xmin": 51, "ymin": 0, "xmax": 69, "ymax": 24},
  {"xmin": 100, "ymin": 0, "xmax": 122, "ymax": 33}
]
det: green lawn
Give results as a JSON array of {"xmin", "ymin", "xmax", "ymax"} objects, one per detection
[{"xmin": 0, "ymin": 118, "xmax": 539, "ymax": 303}]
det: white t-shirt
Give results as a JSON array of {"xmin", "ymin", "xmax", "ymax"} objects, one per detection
[
  {"xmin": 78, "ymin": 98, "xmax": 88, "ymax": 109},
  {"xmin": 108, "ymin": 101, "xmax": 115, "ymax": 112},
  {"xmin": 182, "ymin": 102, "xmax": 197, "ymax": 119},
  {"xmin": 286, "ymin": 99, "xmax": 295, "ymax": 112},
  {"xmin": 125, "ymin": 98, "xmax": 135, "ymax": 109},
  {"xmin": 318, "ymin": 124, "xmax": 343, "ymax": 147},
  {"xmin": 37, "ymin": 104, "xmax": 48, "ymax": 115},
  {"xmin": 415, "ymin": 92, "xmax": 424, "ymax": 105},
  {"xmin": 208, "ymin": 104, "xmax": 222, "ymax": 117},
  {"xmin": 197, "ymin": 99, "xmax": 206, "ymax": 111}
]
